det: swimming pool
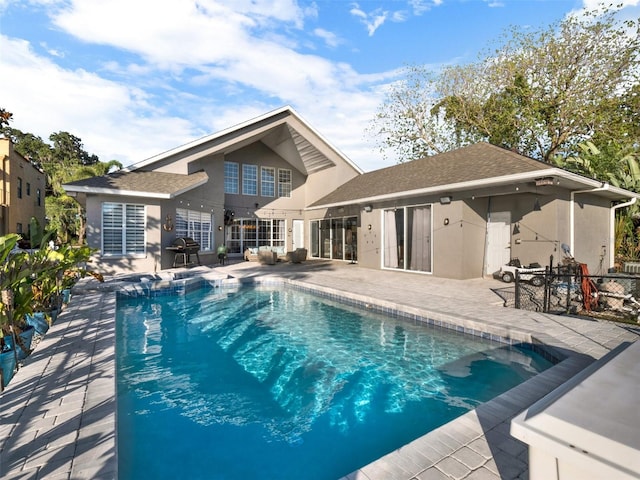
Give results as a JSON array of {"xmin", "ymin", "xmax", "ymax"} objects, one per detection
[{"xmin": 116, "ymin": 284, "xmax": 553, "ymax": 480}]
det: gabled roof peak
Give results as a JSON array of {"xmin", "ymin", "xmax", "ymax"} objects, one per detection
[{"xmin": 124, "ymin": 106, "xmax": 362, "ymax": 176}]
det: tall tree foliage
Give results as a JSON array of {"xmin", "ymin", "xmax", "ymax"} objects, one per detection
[
  {"xmin": 372, "ymin": 5, "xmax": 640, "ymax": 163},
  {"xmin": 1, "ymin": 117, "xmax": 121, "ymax": 244}
]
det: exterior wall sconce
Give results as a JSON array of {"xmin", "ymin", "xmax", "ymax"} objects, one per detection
[
  {"xmin": 443, "ymin": 218, "xmax": 449, "ymax": 226},
  {"xmin": 218, "ymin": 225, "xmax": 223, "ymax": 231},
  {"xmin": 439, "ymin": 196, "xmax": 452, "ymax": 205},
  {"xmin": 367, "ymin": 224, "xmax": 372, "ymax": 230},
  {"xmin": 364, "ymin": 205, "xmax": 373, "ymax": 212}
]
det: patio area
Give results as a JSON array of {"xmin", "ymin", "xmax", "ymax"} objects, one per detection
[{"xmin": 1, "ymin": 259, "xmax": 638, "ymax": 479}]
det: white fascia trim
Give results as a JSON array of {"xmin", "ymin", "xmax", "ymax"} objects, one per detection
[
  {"xmin": 123, "ymin": 106, "xmax": 294, "ymax": 172},
  {"xmin": 308, "ymin": 168, "xmax": 640, "ymax": 211},
  {"xmin": 122, "ymin": 106, "xmax": 363, "ymax": 175},
  {"xmin": 63, "ymin": 186, "xmax": 172, "ymax": 199},
  {"xmin": 287, "ymin": 110, "xmax": 364, "ymax": 175},
  {"xmin": 307, "ymin": 169, "xmax": 561, "ymax": 210},
  {"xmin": 63, "ymin": 177, "xmax": 208, "ymax": 199}
]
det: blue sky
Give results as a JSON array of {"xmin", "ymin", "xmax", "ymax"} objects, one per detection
[{"xmin": 1, "ymin": 0, "xmax": 638, "ymax": 172}]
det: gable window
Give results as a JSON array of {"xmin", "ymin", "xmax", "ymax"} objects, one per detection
[
  {"xmin": 278, "ymin": 168, "xmax": 291, "ymax": 198},
  {"xmin": 242, "ymin": 164, "xmax": 258, "ymax": 196},
  {"xmin": 224, "ymin": 162, "xmax": 239, "ymax": 194},
  {"xmin": 102, "ymin": 203, "xmax": 146, "ymax": 256},
  {"xmin": 261, "ymin": 166, "xmax": 275, "ymax": 197},
  {"xmin": 26, "ymin": 182, "xmax": 31, "ymax": 196},
  {"xmin": 175, "ymin": 208, "xmax": 213, "ymax": 251},
  {"xmin": 17, "ymin": 177, "xmax": 22, "ymax": 199},
  {"xmin": 383, "ymin": 204, "xmax": 432, "ymax": 273}
]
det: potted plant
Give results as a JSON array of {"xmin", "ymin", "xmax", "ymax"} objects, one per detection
[{"xmin": 0, "ymin": 234, "xmax": 35, "ymax": 388}]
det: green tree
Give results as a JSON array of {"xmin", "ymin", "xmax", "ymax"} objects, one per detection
[
  {"xmin": 368, "ymin": 67, "xmax": 459, "ymax": 161},
  {"xmin": 373, "ymin": 5, "xmax": 640, "ymax": 163},
  {"xmin": 554, "ymin": 141, "xmax": 640, "ymax": 262},
  {"xmin": 0, "ymin": 109, "xmax": 13, "ymax": 130},
  {"xmin": 1, "ymin": 116, "xmax": 121, "ymax": 244}
]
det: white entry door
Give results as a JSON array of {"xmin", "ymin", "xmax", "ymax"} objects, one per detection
[
  {"xmin": 292, "ymin": 220, "xmax": 304, "ymax": 249},
  {"xmin": 485, "ymin": 211, "xmax": 511, "ymax": 276}
]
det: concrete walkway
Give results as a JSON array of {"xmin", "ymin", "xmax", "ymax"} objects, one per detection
[{"xmin": 1, "ymin": 260, "xmax": 638, "ymax": 479}]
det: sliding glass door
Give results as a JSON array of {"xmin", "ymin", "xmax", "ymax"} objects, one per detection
[
  {"xmin": 310, "ymin": 216, "xmax": 358, "ymax": 261},
  {"xmin": 383, "ymin": 205, "xmax": 432, "ymax": 273}
]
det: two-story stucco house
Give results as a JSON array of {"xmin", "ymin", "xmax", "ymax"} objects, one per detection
[
  {"xmin": 63, "ymin": 107, "xmax": 640, "ymax": 279},
  {"xmin": 63, "ymin": 107, "xmax": 362, "ymax": 274},
  {"xmin": 0, "ymin": 138, "xmax": 47, "ymax": 239}
]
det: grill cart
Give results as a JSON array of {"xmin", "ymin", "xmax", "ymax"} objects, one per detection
[{"xmin": 166, "ymin": 237, "xmax": 201, "ymax": 268}]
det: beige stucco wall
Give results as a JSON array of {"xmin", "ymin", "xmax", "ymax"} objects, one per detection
[
  {"xmin": 85, "ymin": 195, "xmax": 163, "ymax": 275},
  {"xmin": 572, "ymin": 193, "xmax": 612, "ymax": 274},
  {"xmin": 0, "ymin": 139, "xmax": 47, "ymax": 238},
  {"xmin": 506, "ymin": 191, "xmax": 613, "ymax": 273},
  {"xmin": 350, "ymin": 188, "xmax": 616, "ymax": 281},
  {"xmin": 495, "ymin": 193, "xmax": 562, "ymax": 270}
]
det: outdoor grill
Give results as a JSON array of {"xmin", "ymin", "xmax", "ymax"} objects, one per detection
[{"xmin": 166, "ymin": 237, "xmax": 201, "ymax": 268}]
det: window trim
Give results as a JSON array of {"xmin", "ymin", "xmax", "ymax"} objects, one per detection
[
  {"xmin": 261, "ymin": 166, "xmax": 275, "ymax": 197},
  {"xmin": 101, "ymin": 202, "xmax": 146, "ymax": 257},
  {"xmin": 175, "ymin": 208, "xmax": 213, "ymax": 252},
  {"xmin": 224, "ymin": 161, "xmax": 239, "ymax": 194},
  {"xmin": 242, "ymin": 164, "xmax": 258, "ymax": 196},
  {"xmin": 278, "ymin": 168, "xmax": 292, "ymax": 198}
]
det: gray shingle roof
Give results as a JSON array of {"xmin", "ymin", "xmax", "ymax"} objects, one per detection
[
  {"xmin": 310, "ymin": 143, "xmax": 552, "ymax": 206},
  {"xmin": 64, "ymin": 170, "xmax": 208, "ymax": 197}
]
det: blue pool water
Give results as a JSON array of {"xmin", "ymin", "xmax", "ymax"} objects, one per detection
[{"xmin": 117, "ymin": 285, "xmax": 553, "ymax": 480}]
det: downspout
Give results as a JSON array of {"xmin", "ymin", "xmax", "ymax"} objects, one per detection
[
  {"xmin": 610, "ymin": 197, "xmax": 637, "ymax": 269},
  {"xmin": 570, "ymin": 183, "xmax": 609, "ymax": 256}
]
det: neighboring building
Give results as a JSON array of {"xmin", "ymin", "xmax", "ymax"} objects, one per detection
[
  {"xmin": 309, "ymin": 142, "xmax": 639, "ymax": 279},
  {"xmin": 0, "ymin": 138, "xmax": 47, "ymax": 239},
  {"xmin": 63, "ymin": 107, "xmax": 363, "ymax": 274},
  {"xmin": 63, "ymin": 108, "xmax": 640, "ymax": 279}
]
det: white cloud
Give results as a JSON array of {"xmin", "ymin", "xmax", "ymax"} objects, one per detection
[
  {"xmin": 349, "ymin": 3, "xmax": 389, "ymax": 36},
  {"xmin": 0, "ymin": 35, "xmax": 198, "ymax": 165},
  {"xmin": 313, "ymin": 28, "xmax": 341, "ymax": 48},
  {"xmin": 1, "ymin": 1, "xmax": 405, "ymax": 171}
]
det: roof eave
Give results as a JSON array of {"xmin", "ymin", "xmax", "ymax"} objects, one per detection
[
  {"xmin": 62, "ymin": 176, "xmax": 208, "ymax": 199},
  {"xmin": 123, "ymin": 106, "xmax": 363, "ymax": 176},
  {"xmin": 307, "ymin": 167, "xmax": 640, "ymax": 210}
]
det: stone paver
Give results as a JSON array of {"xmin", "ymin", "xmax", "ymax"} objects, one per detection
[{"xmin": 1, "ymin": 260, "xmax": 638, "ymax": 480}]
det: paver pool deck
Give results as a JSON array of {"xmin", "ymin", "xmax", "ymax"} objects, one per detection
[{"xmin": 1, "ymin": 260, "xmax": 638, "ymax": 479}]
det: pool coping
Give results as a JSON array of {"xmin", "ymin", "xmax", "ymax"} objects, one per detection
[{"xmin": 1, "ymin": 264, "xmax": 637, "ymax": 479}]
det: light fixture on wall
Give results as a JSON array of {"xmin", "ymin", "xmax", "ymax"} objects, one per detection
[
  {"xmin": 364, "ymin": 204, "xmax": 373, "ymax": 212},
  {"xmin": 443, "ymin": 218, "xmax": 450, "ymax": 226},
  {"xmin": 439, "ymin": 196, "xmax": 452, "ymax": 205},
  {"xmin": 367, "ymin": 224, "xmax": 372, "ymax": 230},
  {"xmin": 218, "ymin": 225, "xmax": 223, "ymax": 231},
  {"xmin": 512, "ymin": 223, "xmax": 520, "ymax": 235}
]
